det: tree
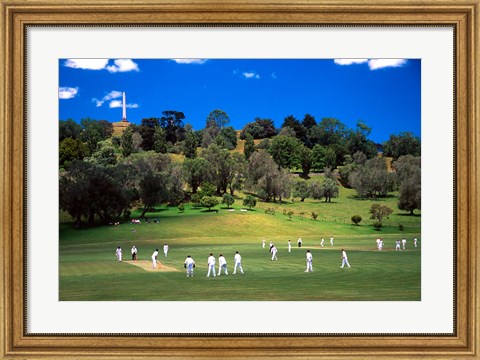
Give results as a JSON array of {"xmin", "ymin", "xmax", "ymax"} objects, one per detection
[
  {"xmin": 87, "ymin": 145, "xmax": 117, "ymax": 167},
  {"xmin": 202, "ymin": 144, "xmax": 232, "ymax": 195},
  {"xmin": 298, "ymin": 145, "xmax": 312, "ymax": 178},
  {"xmin": 226, "ymin": 153, "xmax": 246, "ymax": 196},
  {"xmin": 293, "ymin": 180, "xmax": 309, "ymax": 202},
  {"xmin": 139, "ymin": 118, "xmax": 160, "ymax": 151},
  {"xmin": 311, "ymin": 144, "xmax": 326, "ymax": 172},
  {"xmin": 206, "ymin": 109, "xmax": 230, "ymax": 129},
  {"xmin": 243, "ymin": 195, "xmax": 257, "ymax": 210},
  {"xmin": 217, "ymin": 126, "xmax": 237, "ymax": 150},
  {"xmin": 369, "ymin": 204, "xmax": 393, "ymax": 223},
  {"xmin": 183, "ymin": 157, "xmax": 210, "ymax": 194},
  {"xmin": 349, "ymin": 157, "xmax": 396, "ymax": 199},
  {"xmin": 302, "ymin": 113, "xmax": 317, "ymax": 129},
  {"xmin": 268, "ymin": 135, "xmax": 301, "ymax": 170},
  {"xmin": 59, "ymin": 138, "xmax": 88, "ymax": 167},
  {"xmin": 314, "ymin": 118, "xmax": 347, "ymax": 146},
  {"xmin": 240, "ymin": 118, "xmax": 276, "ymax": 139},
  {"xmin": 80, "ymin": 118, "xmax": 112, "ymax": 154},
  {"xmin": 202, "ymin": 119, "xmax": 220, "ymax": 148},
  {"xmin": 345, "ymin": 121, "xmax": 377, "ymax": 158},
  {"xmin": 153, "ymin": 127, "xmax": 168, "ymax": 154},
  {"xmin": 319, "ymin": 177, "xmax": 339, "ymax": 202},
  {"xmin": 200, "ymin": 196, "xmax": 219, "ymax": 211},
  {"xmin": 59, "ymin": 119, "xmax": 82, "ymax": 141},
  {"xmin": 382, "ymin": 132, "xmax": 421, "ymax": 159},
  {"xmin": 183, "ymin": 130, "xmax": 198, "ymax": 159},
  {"xmin": 394, "ymin": 155, "xmax": 421, "ymax": 215},
  {"xmin": 160, "ymin": 110, "xmax": 186, "ymax": 144},
  {"xmin": 222, "ymin": 193, "xmax": 235, "ymax": 208},
  {"xmin": 244, "ymin": 133, "xmax": 255, "ymax": 160},
  {"xmin": 282, "ymin": 115, "xmax": 306, "ymax": 141}
]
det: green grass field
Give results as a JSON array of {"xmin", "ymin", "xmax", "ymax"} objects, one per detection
[{"xmin": 60, "ymin": 196, "xmax": 421, "ymax": 301}]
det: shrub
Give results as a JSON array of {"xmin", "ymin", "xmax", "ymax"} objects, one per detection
[
  {"xmin": 399, "ymin": 224, "xmax": 404, "ymax": 231},
  {"xmin": 351, "ymin": 215, "xmax": 362, "ymax": 225},
  {"xmin": 243, "ymin": 195, "xmax": 257, "ymax": 210},
  {"xmin": 311, "ymin": 212, "xmax": 319, "ymax": 220},
  {"xmin": 222, "ymin": 193, "xmax": 235, "ymax": 209},
  {"xmin": 178, "ymin": 203, "xmax": 185, "ymax": 213},
  {"xmin": 287, "ymin": 210, "xmax": 294, "ymax": 220},
  {"xmin": 123, "ymin": 209, "xmax": 131, "ymax": 219},
  {"xmin": 200, "ymin": 196, "xmax": 219, "ymax": 211}
]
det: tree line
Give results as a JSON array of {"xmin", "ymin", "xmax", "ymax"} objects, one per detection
[{"xmin": 59, "ymin": 109, "xmax": 421, "ymax": 228}]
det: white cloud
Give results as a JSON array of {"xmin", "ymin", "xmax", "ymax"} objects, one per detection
[
  {"xmin": 64, "ymin": 59, "xmax": 139, "ymax": 72},
  {"xmin": 333, "ymin": 58, "xmax": 408, "ymax": 70},
  {"xmin": 271, "ymin": 73, "xmax": 278, "ymax": 79},
  {"xmin": 64, "ymin": 59, "xmax": 109, "ymax": 70},
  {"xmin": 93, "ymin": 90, "xmax": 123, "ymax": 107},
  {"xmin": 108, "ymin": 100, "xmax": 139, "ymax": 109},
  {"xmin": 334, "ymin": 59, "xmax": 368, "ymax": 66},
  {"xmin": 368, "ymin": 59, "xmax": 407, "ymax": 70},
  {"xmin": 106, "ymin": 59, "xmax": 140, "ymax": 73},
  {"xmin": 59, "ymin": 87, "xmax": 79, "ymax": 99},
  {"xmin": 171, "ymin": 59, "xmax": 207, "ymax": 65},
  {"xmin": 242, "ymin": 72, "xmax": 260, "ymax": 79}
]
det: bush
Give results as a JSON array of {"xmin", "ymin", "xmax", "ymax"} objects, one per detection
[
  {"xmin": 123, "ymin": 209, "xmax": 131, "ymax": 219},
  {"xmin": 351, "ymin": 215, "xmax": 362, "ymax": 225},
  {"xmin": 399, "ymin": 224, "xmax": 404, "ymax": 231},
  {"xmin": 287, "ymin": 210, "xmax": 294, "ymax": 220},
  {"xmin": 243, "ymin": 195, "xmax": 257, "ymax": 210},
  {"xmin": 311, "ymin": 212, "xmax": 319, "ymax": 220},
  {"xmin": 200, "ymin": 196, "xmax": 219, "ymax": 211},
  {"xmin": 178, "ymin": 203, "xmax": 185, "ymax": 213},
  {"xmin": 222, "ymin": 193, "xmax": 235, "ymax": 209},
  {"xmin": 373, "ymin": 222, "xmax": 383, "ymax": 230}
]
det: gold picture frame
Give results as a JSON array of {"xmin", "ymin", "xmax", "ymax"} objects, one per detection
[{"xmin": 1, "ymin": 0, "xmax": 479, "ymax": 358}]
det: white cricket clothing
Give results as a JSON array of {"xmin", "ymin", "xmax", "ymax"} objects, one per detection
[
  {"xmin": 288, "ymin": 241, "xmax": 292, "ymax": 252},
  {"xmin": 401, "ymin": 239, "xmax": 407, "ymax": 250},
  {"xmin": 207, "ymin": 256, "xmax": 216, "ymax": 277},
  {"xmin": 163, "ymin": 244, "xmax": 169, "ymax": 256},
  {"xmin": 185, "ymin": 257, "xmax": 195, "ymax": 276},
  {"xmin": 414, "ymin": 238, "xmax": 418, "ymax": 247},
  {"xmin": 218, "ymin": 255, "xmax": 228, "ymax": 275},
  {"xmin": 262, "ymin": 240, "xmax": 265, "ymax": 248},
  {"xmin": 271, "ymin": 246, "xmax": 278, "ymax": 260},
  {"xmin": 320, "ymin": 238, "xmax": 324, "ymax": 247},
  {"xmin": 115, "ymin": 248, "xmax": 122, "ymax": 262},
  {"xmin": 341, "ymin": 250, "xmax": 350, "ymax": 268},
  {"xmin": 395, "ymin": 241, "xmax": 401, "ymax": 251},
  {"xmin": 330, "ymin": 237, "xmax": 334, "ymax": 246},
  {"xmin": 131, "ymin": 246, "xmax": 137, "ymax": 255},
  {"xmin": 305, "ymin": 252, "xmax": 313, "ymax": 272},
  {"xmin": 151, "ymin": 250, "xmax": 159, "ymax": 268},
  {"xmin": 233, "ymin": 253, "xmax": 244, "ymax": 274}
]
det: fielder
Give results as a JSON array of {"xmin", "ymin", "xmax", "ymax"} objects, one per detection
[
  {"xmin": 184, "ymin": 255, "xmax": 195, "ymax": 277},
  {"xmin": 305, "ymin": 250, "xmax": 313, "ymax": 272},
  {"xmin": 330, "ymin": 236, "xmax": 334, "ymax": 246},
  {"xmin": 262, "ymin": 239, "xmax": 266, "ymax": 249},
  {"xmin": 163, "ymin": 243, "xmax": 169, "ymax": 257},
  {"xmin": 297, "ymin": 238, "xmax": 302, "ymax": 248},
  {"xmin": 131, "ymin": 245, "xmax": 137, "ymax": 261},
  {"xmin": 271, "ymin": 245, "xmax": 278, "ymax": 261},
  {"xmin": 217, "ymin": 254, "xmax": 228, "ymax": 275},
  {"xmin": 320, "ymin": 238, "xmax": 324, "ymax": 247},
  {"xmin": 414, "ymin": 237, "xmax": 418, "ymax": 248},
  {"xmin": 288, "ymin": 240, "xmax": 292, "ymax": 253},
  {"xmin": 401, "ymin": 238, "xmax": 407, "ymax": 250},
  {"xmin": 151, "ymin": 249, "xmax": 159, "ymax": 269},
  {"xmin": 395, "ymin": 240, "xmax": 401, "ymax": 251},
  {"xmin": 207, "ymin": 253, "xmax": 216, "ymax": 277},
  {"xmin": 340, "ymin": 249, "xmax": 351, "ymax": 268},
  {"xmin": 115, "ymin": 246, "xmax": 122, "ymax": 262},
  {"xmin": 233, "ymin": 251, "xmax": 244, "ymax": 274}
]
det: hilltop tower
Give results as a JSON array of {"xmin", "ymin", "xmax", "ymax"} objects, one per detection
[{"xmin": 112, "ymin": 91, "xmax": 130, "ymax": 136}]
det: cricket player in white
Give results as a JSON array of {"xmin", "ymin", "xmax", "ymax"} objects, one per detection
[
  {"xmin": 401, "ymin": 238, "xmax": 407, "ymax": 250},
  {"xmin": 206, "ymin": 253, "xmax": 216, "ymax": 277},
  {"xmin": 288, "ymin": 240, "xmax": 292, "ymax": 252},
  {"xmin": 395, "ymin": 240, "xmax": 401, "ymax": 251},
  {"xmin": 115, "ymin": 246, "xmax": 122, "ymax": 262},
  {"xmin": 217, "ymin": 254, "xmax": 228, "ymax": 275},
  {"xmin": 184, "ymin": 255, "xmax": 195, "ymax": 277},
  {"xmin": 262, "ymin": 239, "xmax": 266, "ymax": 248},
  {"xmin": 163, "ymin": 243, "xmax": 169, "ymax": 257},
  {"xmin": 330, "ymin": 236, "xmax": 334, "ymax": 246},
  {"xmin": 271, "ymin": 245, "xmax": 278, "ymax": 261},
  {"xmin": 131, "ymin": 245, "xmax": 137, "ymax": 260},
  {"xmin": 414, "ymin": 237, "xmax": 418, "ymax": 247},
  {"xmin": 305, "ymin": 250, "xmax": 313, "ymax": 272},
  {"xmin": 151, "ymin": 249, "xmax": 159, "ymax": 269},
  {"xmin": 376, "ymin": 238, "xmax": 381, "ymax": 250},
  {"xmin": 320, "ymin": 238, "xmax": 324, "ymax": 247},
  {"xmin": 379, "ymin": 239, "xmax": 384, "ymax": 251},
  {"xmin": 233, "ymin": 251, "xmax": 244, "ymax": 274},
  {"xmin": 340, "ymin": 249, "xmax": 351, "ymax": 268}
]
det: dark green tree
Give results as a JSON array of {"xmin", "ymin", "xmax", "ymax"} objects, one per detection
[
  {"xmin": 200, "ymin": 196, "xmax": 219, "ymax": 211},
  {"xmin": 298, "ymin": 145, "xmax": 312, "ymax": 178},
  {"xmin": 59, "ymin": 138, "xmax": 88, "ymax": 167},
  {"xmin": 293, "ymin": 180, "xmax": 309, "ymax": 202},
  {"xmin": 206, "ymin": 109, "xmax": 230, "ymax": 129},
  {"xmin": 222, "ymin": 193, "xmax": 235, "ymax": 208},
  {"xmin": 59, "ymin": 119, "xmax": 83, "ymax": 141},
  {"xmin": 183, "ymin": 130, "xmax": 198, "ymax": 159},
  {"xmin": 243, "ymin": 194, "xmax": 257, "ymax": 210},
  {"xmin": 382, "ymin": 132, "xmax": 421, "ymax": 159},
  {"xmin": 160, "ymin": 110, "xmax": 186, "ymax": 144},
  {"xmin": 369, "ymin": 204, "xmax": 393, "ymax": 223},
  {"xmin": 183, "ymin": 157, "xmax": 210, "ymax": 194},
  {"xmin": 268, "ymin": 135, "xmax": 301, "ymax": 170},
  {"xmin": 153, "ymin": 127, "xmax": 168, "ymax": 154},
  {"xmin": 244, "ymin": 133, "xmax": 255, "ymax": 160}
]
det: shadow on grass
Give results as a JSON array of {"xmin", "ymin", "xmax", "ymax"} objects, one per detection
[{"xmin": 396, "ymin": 213, "xmax": 421, "ymax": 217}]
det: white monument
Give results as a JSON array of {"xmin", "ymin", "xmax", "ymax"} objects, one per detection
[{"xmin": 121, "ymin": 92, "xmax": 127, "ymax": 122}]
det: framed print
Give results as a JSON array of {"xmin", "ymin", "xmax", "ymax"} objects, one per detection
[{"xmin": 1, "ymin": 0, "xmax": 479, "ymax": 358}]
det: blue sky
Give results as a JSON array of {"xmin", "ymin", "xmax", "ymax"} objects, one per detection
[{"xmin": 59, "ymin": 58, "xmax": 420, "ymax": 143}]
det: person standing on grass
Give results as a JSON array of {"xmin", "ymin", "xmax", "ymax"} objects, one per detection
[
  {"xmin": 163, "ymin": 243, "xmax": 169, "ymax": 257},
  {"xmin": 262, "ymin": 239, "xmax": 266, "ymax": 249},
  {"xmin": 233, "ymin": 251, "xmax": 244, "ymax": 274},
  {"xmin": 414, "ymin": 237, "xmax": 418, "ymax": 248},
  {"xmin": 330, "ymin": 236, "xmax": 334, "ymax": 246},
  {"xmin": 297, "ymin": 238, "xmax": 302, "ymax": 248},
  {"xmin": 395, "ymin": 240, "xmax": 401, "ymax": 251},
  {"xmin": 402, "ymin": 237, "xmax": 407, "ymax": 250},
  {"xmin": 379, "ymin": 239, "xmax": 384, "ymax": 251},
  {"xmin": 115, "ymin": 246, "xmax": 122, "ymax": 262},
  {"xmin": 207, "ymin": 253, "xmax": 216, "ymax": 277},
  {"xmin": 269, "ymin": 241, "xmax": 274, "ymax": 252},
  {"xmin": 288, "ymin": 240, "xmax": 292, "ymax": 253},
  {"xmin": 151, "ymin": 249, "xmax": 159, "ymax": 269},
  {"xmin": 320, "ymin": 238, "xmax": 325, "ymax": 247},
  {"xmin": 184, "ymin": 255, "xmax": 195, "ymax": 277},
  {"xmin": 340, "ymin": 249, "xmax": 351, "ymax": 268},
  {"xmin": 305, "ymin": 250, "xmax": 313, "ymax": 272},
  {"xmin": 271, "ymin": 245, "xmax": 278, "ymax": 261},
  {"xmin": 131, "ymin": 245, "xmax": 137, "ymax": 261},
  {"xmin": 217, "ymin": 254, "xmax": 228, "ymax": 276}
]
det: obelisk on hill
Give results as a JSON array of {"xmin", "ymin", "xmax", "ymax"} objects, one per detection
[{"xmin": 121, "ymin": 92, "xmax": 127, "ymax": 122}]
